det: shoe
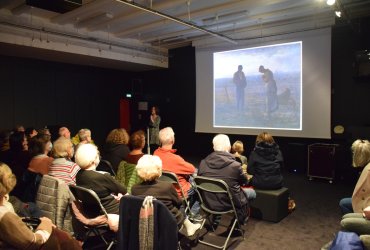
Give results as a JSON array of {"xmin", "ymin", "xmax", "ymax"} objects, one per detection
[{"xmin": 182, "ymin": 218, "xmax": 201, "ymax": 237}]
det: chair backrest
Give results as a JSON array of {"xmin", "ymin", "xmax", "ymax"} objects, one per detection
[
  {"xmin": 193, "ymin": 176, "xmax": 238, "ymax": 215},
  {"xmin": 69, "ymin": 185, "xmax": 108, "ymax": 219},
  {"xmin": 35, "ymin": 175, "xmax": 73, "ymax": 232},
  {"xmin": 159, "ymin": 171, "xmax": 190, "ymax": 213},
  {"xmin": 118, "ymin": 195, "xmax": 178, "ymax": 250},
  {"xmin": 97, "ymin": 159, "xmax": 116, "ymax": 177}
]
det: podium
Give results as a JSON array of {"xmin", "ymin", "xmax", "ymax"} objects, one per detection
[{"xmin": 308, "ymin": 143, "xmax": 339, "ymax": 183}]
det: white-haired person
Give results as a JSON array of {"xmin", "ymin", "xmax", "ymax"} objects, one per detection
[
  {"xmin": 131, "ymin": 155, "xmax": 201, "ymax": 237},
  {"xmin": 75, "ymin": 143, "xmax": 127, "ymax": 215},
  {"xmin": 153, "ymin": 127, "xmax": 200, "ymax": 219},
  {"xmin": 198, "ymin": 134, "xmax": 255, "ymax": 226},
  {"xmin": 0, "ymin": 162, "xmax": 81, "ymax": 249},
  {"xmin": 49, "ymin": 137, "xmax": 80, "ymax": 186}
]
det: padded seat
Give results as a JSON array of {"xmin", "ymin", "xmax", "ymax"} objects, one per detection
[{"xmin": 250, "ymin": 187, "xmax": 289, "ymax": 222}]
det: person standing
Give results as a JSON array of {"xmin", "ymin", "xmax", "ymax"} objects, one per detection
[
  {"xmin": 233, "ymin": 65, "xmax": 247, "ymax": 111},
  {"xmin": 259, "ymin": 65, "xmax": 278, "ymax": 118},
  {"xmin": 149, "ymin": 106, "xmax": 161, "ymax": 151}
]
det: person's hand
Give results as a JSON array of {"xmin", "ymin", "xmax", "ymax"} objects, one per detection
[
  {"xmin": 363, "ymin": 206, "xmax": 370, "ymax": 219},
  {"xmin": 37, "ymin": 217, "xmax": 55, "ymax": 232},
  {"xmin": 111, "ymin": 193, "xmax": 123, "ymax": 201}
]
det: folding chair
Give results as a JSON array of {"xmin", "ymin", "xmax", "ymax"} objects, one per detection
[
  {"xmin": 97, "ymin": 159, "xmax": 116, "ymax": 177},
  {"xmin": 159, "ymin": 170, "xmax": 191, "ymax": 215},
  {"xmin": 194, "ymin": 176, "xmax": 245, "ymax": 250},
  {"xmin": 69, "ymin": 185, "xmax": 115, "ymax": 250}
]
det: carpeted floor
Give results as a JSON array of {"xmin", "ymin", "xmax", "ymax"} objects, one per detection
[{"xmin": 84, "ymin": 171, "xmax": 353, "ymax": 250}]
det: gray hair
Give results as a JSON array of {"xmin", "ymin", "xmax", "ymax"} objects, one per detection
[
  {"xmin": 159, "ymin": 127, "xmax": 175, "ymax": 146},
  {"xmin": 75, "ymin": 143, "xmax": 99, "ymax": 169},
  {"xmin": 78, "ymin": 128, "xmax": 91, "ymax": 141},
  {"xmin": 213, "ymin": 134, "xmax": 231, "ymax": 152},
  {"xmin": 136, "ymin": 154, "xmax": 162, "ymax": 181}
]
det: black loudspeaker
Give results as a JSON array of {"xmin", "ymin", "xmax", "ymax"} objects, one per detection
[{"xmin": 284, "ymin": 143, "xmax": 307, "ymax": 174}]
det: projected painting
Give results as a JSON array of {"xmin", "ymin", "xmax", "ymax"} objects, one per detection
[{"xmin": 213, "ymin": 41, "xmax": 302, "ymax": 130}]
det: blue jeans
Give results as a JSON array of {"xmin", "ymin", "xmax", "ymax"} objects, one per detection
[{"xmin": 339, "ymin": 197, "xmax": 353, "ymax": 215}]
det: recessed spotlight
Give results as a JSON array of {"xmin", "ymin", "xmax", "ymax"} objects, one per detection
[{"xmin": 327, "ymin": 0, "xmax": 335, "ymax": 6}]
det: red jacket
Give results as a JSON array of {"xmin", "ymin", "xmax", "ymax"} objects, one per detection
[{"xmin": 154, "ymin": 147, "xmax": 195, "ymax": 197}]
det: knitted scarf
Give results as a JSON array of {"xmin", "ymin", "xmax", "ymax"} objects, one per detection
[{"xmin": 139, "ymin": 196, "xmax": 155, "ymax": 250}]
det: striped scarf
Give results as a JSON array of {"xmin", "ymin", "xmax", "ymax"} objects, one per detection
[{"xmin": 139, "ymin": 196, "xmax": 155, "ymax": 250}]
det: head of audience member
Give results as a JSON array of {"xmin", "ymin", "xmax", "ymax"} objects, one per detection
[
  {"xmin": 238, "ymin": 65, "xmax": 243, "ymax": 71},
  {"xmin": 255, "ymin": 132, "xmax": 275, "ymax": 145},
  {"xmin": 232, "ymin": 140, "xmax": 245, "ymax": 155},
  {"xmin": 212, "ymin": 134, "xmax": 231, "ymax": 153},
  {"xmin": 59, "ymin": 127, "xmax": 71, "ymax": 139},
  {"xmin": 53, "ymin": 137, "xmax": 74, "ymax": 159},
  {"xmin": 0, "ymin": 162, "xmax": 17, "ymax": 201},
  {"xmin": 159, "ymin": 127, "xmax": 175, "ymax": 147},
  {"xmin": 9, "ymin": 131, "xmax": 28, "ymax": 152},
  {"xmin": 351, "ymin": 139, "xmax": 370, "ymax": 168},
  {"xmin": 136, "ymin": 154, "xmax": 162, "ymax": 182},
  {"xmin": 106, "ymin": 128, "xmax": 129, "ymax": 145},
  {"xmin": 0, "ymin": 130, "xmax": 11, "ymax": 152},
  {"xmin": 130, "ymin": 130, "xmax": 145, "ymax": 151},
  {"xmin": 259, "ymin": 65, "xmax": 266, "ymax": 73},
  {"xmin": 28, "ymin": 135, "xmax": 50, "ymax": 157},
  {"xmin": 38, "ymin": 128, "xmax": 51, "ymax": 136},
  {"xmin": 13, "ymin": 125, "xmax": 25, "ymax": 133},
  {"xmin": 78, "ymin": 129, "xmax": 92, "ymax": 144},
  {"xmin": 25, "ymin": 127, "xmax": 38, "ymax": 140},
  {"xmin": 74, "ymin": 143, "xmax": 100, "ymax": 171}
]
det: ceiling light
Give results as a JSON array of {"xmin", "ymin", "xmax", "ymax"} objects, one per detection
[
  {"xmin": 335, "ymin": 11, "xmax": 341, "ymax": 17},
  {"xmin": 326, "ymin": 0, "xmax": 335, "ymax": 6}
]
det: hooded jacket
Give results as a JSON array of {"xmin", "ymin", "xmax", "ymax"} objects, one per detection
[
  {"xmin": 198, "ymin": 151, "xmax": 248, "ymax": 223},
  {"xmin": 102, "ymin": 143, "xmax": 130, "ymax": 173},
  {"xmin": 247, "ymin": 142, "xmax": 284, "ymax": 190}
]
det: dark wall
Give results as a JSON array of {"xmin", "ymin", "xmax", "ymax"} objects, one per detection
[{"xmin": 0, "ymin": 56, "xmax": 134, "ymax": 146}]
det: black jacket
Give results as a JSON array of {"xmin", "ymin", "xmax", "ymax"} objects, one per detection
[
  {"xmin": 248, "ymin": 142, "xmax": 284, "ymax": 190},
  {"xmin": 102, "ymin": 143, "xmax": 130, "ymax": 172},
  {"xmin": 198, "ymin": 151, "xmax": 248, "ymax": 223}
]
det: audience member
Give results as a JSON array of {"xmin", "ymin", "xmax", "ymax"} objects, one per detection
[
  {"xmin": 28, "ymin": 135, "xmax": 53, "ymax": 175},
  {"xmin": 154, "ymin": 127, "xmax": 200, "ymax": 216},
  {"xmin": 102, "ymin": 128, "xmax": 130, "ymax": 173},
  {"xmin": 0, "ymin": 162, "xmax": 81, "ymax": 249},
  {"xmin": 0, "ymin": 130, "xmax": 11, "ymax": 159},
  {"xmin": 77, "ymin": 128, "xmax": 92, "ymax": 145},
  {"xmin": 49, "ymin": 137, "xmax": 80, "ymax": 186},
  {"xmin": 232, "ymin": 140, "xmax": 248, "ymax": 174},
  {"xmin": 198, "ymin": 134, "xmax": 254, "ymax": 225},
  {"xmin": 13, "ymin": 125, "xmax": 25, "ymax": 133},
  {"xmin": 59, "ymin": 127, "xmax": 71, "ymax": 139},
  {"xmin": 339, "ymin": 139, "xmax": 370, "ymax": 215},
  {"xmin": 247, "ymin": 132, "xmax": 284, "ymax": 190},
  {"xmin": 131, "ymin": 154, "xmax": 201, "ymax": 237},
  {"xmin": 25, "ymin": 127, "xmax": 38, "ymax": 141},
  {"xmin": 75, "ymin": 143, "xmax": 127, "ymax": 214},
  {"xmin": 126, "ymin": 130, "xmax": 145, "ymax": 164}
]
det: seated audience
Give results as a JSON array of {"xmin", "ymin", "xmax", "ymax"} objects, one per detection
[
  {"xmin": 0, "ymin": 130, "xmax": 11, "ymax": 161},
  {"xmin": 126, "ymin": 130, "xmax": 145, "ymax": 164},
  {"xmin": 247, "ymin": 132, "xmax": 284, "ymax": 190},
  {"xmin": 0, "ymin": 162, "xmax": 81, "ymax": 249},
  {"xmin": 59, "ymin": 127, "xmax": 71, "ymax": 139},
  {"xmin": 339, "ymin": 139, "xmax": 370, "ymax": 215},
  {"xmin": 77, "ymin": 128, "xmax": 92, "ymax": 145},
  {"xmin": 49, "ymin": 137, "xmax": 80, "ymax": 186},
  {"xmin": 232, "ymin": 140, "xmax": 248, "ymax": 174},
  {"xmin": 198, "ymin": 134, "xmax": 254, "ymax": 224},
  {"xmin": 75, "ymin": 143, "xmax": 127, "ymax": 214},
  {"xmin": 28, "ymin": 135, "xmax": 53, "ymax": 175},
  {"xmin": 131, "ymin": 154, "xmax": 201, "ymax": 237},
  {"xmin": 25, "ymin": 127, "xmax": 38, "ymax": 141},
  {"xmin": 154, "ymin": 127, "xmax": 199, "ymax": 215},
  {"xmin": 102, "ymin": 128, "xmax": 130, "ymax": 173},
  {"xmin": 13, "ymin": 125, "xmax": 25, "ymax": 133}
]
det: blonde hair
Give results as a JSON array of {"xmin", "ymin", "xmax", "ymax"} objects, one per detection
[
  {"xmin": 232, "ymin": 140, "xmax": 244, "ymax": 154},
  {"xmin": 136, "ymin": 155, "xmax": 162, "ymax": 181},
  {"xmin": 78, "ymin": 129, "xmax": 91, "ymax": 141},
  {"xmin": 352, "ymin": 139, "xmax": 370, "ymax": 168},
  {"xmin": 106, "ymin": 129, "xmax": 129, "ymax": 145},
  {"xmin": 0, "ymin": 162, "xmax": 16, "ymax": 197},
  {"xmin": 75, "ymin": 144, "xmax": 100, "ymax": 169},
  {"xmin": 53, "ymin": 137, "xmax": 73, "ymax": 158},
  {"xmin": 256, "ymin": 132, "xmax": 275, "ymax": 144}
]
